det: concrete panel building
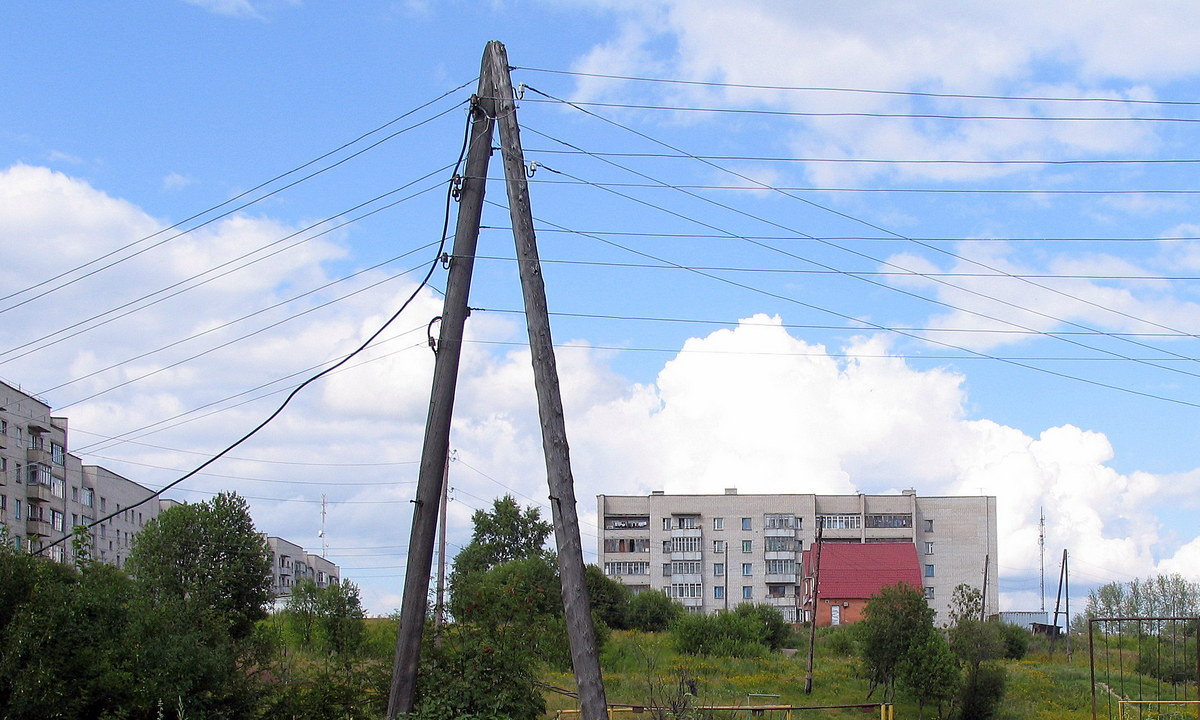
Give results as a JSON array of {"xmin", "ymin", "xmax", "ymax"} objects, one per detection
[
  {"xmin": 265, "ymin": 535, "xmax": 341, "ymax": 599},
  {"xmin": 598, "ymin": 488, "xmax": 998, "ymax": 624}
]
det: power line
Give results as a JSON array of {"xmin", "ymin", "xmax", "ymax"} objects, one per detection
[
  {"xmin": 511, "ymin": 66, "xmax": 1200, "ymax": 108},
  {"xmin": 0, "ymin": 88, "xmax": 471, "ymax": 315},
  {"xmin": 520, "ymin": 96, "xmax": 1200, "ymax": 124},
  {"xmin": 1, "ymin": 169, "xmax": 452, "ymax": 365},
  {"xmin": 35, "ymin": 103, "xmax": 480, "ymax": 557}
]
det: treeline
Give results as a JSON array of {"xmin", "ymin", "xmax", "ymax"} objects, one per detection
[{"xmin": 0, "ymin": 493, "xmax": 381, "ymax": 720}]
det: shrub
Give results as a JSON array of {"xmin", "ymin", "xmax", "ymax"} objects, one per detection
[
  {"xmin": 733, "ymin": 604, "xmax": 790, "ymax": 650},
  {"xmin": 673, "ymin": 610, "xmax": 767, "ymax": 657},
  {"xmin": 627, "ymin": 591, "xmax": 682, "ymax": 632},
  {"xmin": 998, "ymin": 622, "xmax": 1030, "ymax": 660}
]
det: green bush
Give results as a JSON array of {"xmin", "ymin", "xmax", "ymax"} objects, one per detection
[
  {"xmin": 820, "ymin": 625, "xmax": 858, "ymax": 656},
  {"xmin": 958, "ymin": 663, "xmax": 1007, "ymax": 720},
  {"xmin": 673, "ymin": 610, "xmax": 768, "ymax": 657},
  {"xmin": 998, "ymin": 623, "xmax": 1030, "ymax": 660},
  {"xmin": 732, "ymin": 604, "xmax": 790, "ymax": 650},
  {"xmin": 626, "ymin": 590, "xmax": 682, "ymax": 632}
]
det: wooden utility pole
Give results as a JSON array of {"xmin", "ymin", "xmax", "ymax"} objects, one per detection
[
  {"xmin": 434, "ymin": 449, "xmax": 451, "ymax": 645},
  {"xmin": 980, "ymin": 554, "xmax": 990, "ymax": 622},
  {"xmin": 386, "ymin": 54, "xmax": 497, "ymax": 719},
  {"xmin": 488, "ymin": 40, "xmax": 609, "ymax": 720},
  {"xmin": 804, "ymin": 523, "xmax": 824, "ymax": 694},
  {"xmin": 1050, "ymin": 548, "xmax": 1068, "ymax": 656}
]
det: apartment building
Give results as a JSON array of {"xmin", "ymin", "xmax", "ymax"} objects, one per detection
[
  {"xmin": 598, "ymin": 488, "xmax": 998, "ymax": 624},
  {"xmin": 266, "ymin": 535, "xmax": 341, "ymax": 599},
  {"xmin": 3, "ymin": 379, "xmax": 341, "ymax": 593}
]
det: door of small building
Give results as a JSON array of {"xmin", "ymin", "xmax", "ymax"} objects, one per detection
[{"xmin": 831, "ymin": 604, "xmax": 841, "ymax": 626}]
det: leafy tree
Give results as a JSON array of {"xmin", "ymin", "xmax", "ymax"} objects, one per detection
[
  {"xmin": 626, "ymin": 590, "xmax": 682, "ymax": 632},
  {"xmin": 858, "ymin": 583, "xmax": 935, "ymax": 700},
  {"xmin": 896, "ymin": 629, "xmax": 959, "ymax": 720},
  {"xmin": 125, "ymin": 492, "xmax": 274, "ymax": 718},
  {"xmin": 316, "ymin": 579, "xmax": 365, "ymax": 657},
  {"xmin": 947, "ymin": 585, "xmax": 1008, "ymax": 720},
  {"xmin": 585, "ymin": 563, "xmax": 631, "ymax": 630},
  {"xmin": 127, "ymin": 492, "xmax": 273, "ymax": 641},
  {"xmin": 448, "ymin": 495, "xmax": 553, "ymax": 590},
  {"xmin": 0, "ymin": 548, "xmax": 137, "ymax": 718},
  {"xmin": 286, "ymin": 577, "xmax": 321, "ymax": 647}
]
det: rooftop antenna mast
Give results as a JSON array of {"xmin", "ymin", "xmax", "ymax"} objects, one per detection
[
  {"xmin": 319, "ymin": 494, "xmax": 328, "ymax": 557},
  {"xmin": 1039, "ymin": 507, "xmax": 1045, "ymax": 613}
]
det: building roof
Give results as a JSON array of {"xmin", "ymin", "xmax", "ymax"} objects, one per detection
[{"xmin": 804, "ymin": 542, "xmax": 922, "ymax": 599}]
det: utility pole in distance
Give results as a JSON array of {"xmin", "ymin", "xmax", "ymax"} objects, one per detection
[
  {"xmin": 386, "ymin": 53, "xmax": 496, "ymax": 719},
  {"xmin": 488, "ymin": 40, "xmax": 609, "ymax": 720}
]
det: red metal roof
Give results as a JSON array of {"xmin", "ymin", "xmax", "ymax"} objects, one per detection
[{"xmin": 804, "ymin": 542, "xmax": 922, "ymax": 599}]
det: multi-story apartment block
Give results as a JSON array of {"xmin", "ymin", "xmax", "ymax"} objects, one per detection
[
  {"xmin": 3, "ymin": 379, "xmax": 341, "ymax": 594},
  {"xmin": 598, "ymin": 488, "xmax": 998, "ymax": 624},
  {"xmin": 266, "ymin": 535, "xmax": 341, "ymax": 599}
]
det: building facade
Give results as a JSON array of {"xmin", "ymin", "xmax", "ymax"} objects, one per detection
[
  {"xmin": 266, "ymin": 535, "xmax": 341, "ymax": 599},
  {"xmin": 598, "ymin": 488, "xmax": 998, "ymax": 624},
  {"xmin": 3, "ymin": 379, "xmax": 340, "ymax": 592}
]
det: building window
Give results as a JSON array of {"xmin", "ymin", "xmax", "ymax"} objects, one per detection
[
  {"xmin": 742, "ymin": 586, "xmax": 753, "ymax": 600},
  {"xmin": 765, "ymin": 559, "xmax": 795, "ymax": 574},
  {"xmin": 742, "ymin": 540, "xmax": 753, "ymax": 553},
  {"xmin": 714, "ymin": 562, "xmax": 724, "ymax": 576},
  {"xmin": 924, "ymin": 564, "xmax": 935, "ymax": 577},
  {"xmin": 765, "ymin": 513, "xmax": 793, "ymax": 529},
  {"xmin": 663, "ymin": 541, "xmax": 672, "ymax": 553},
  {"xmin": 671, "ymin": 537, "xmax": 702, "ymax": 553},
  {"xmin": 819, "ymin": 514, "xmax": 861, "ymax": 529},
  {"xmin": 924, "ymin": 586, "xmax": 935, "ymax": 600},
  {"xmin": 866, "ymin": 513, "xmax": 912, "ymax": 529},
  {"xmin": 604, "ymin": 515, "xmax": 649, "ymax": 530},
  {"xmin": 765, "ymin": 536, "xmax": 795, "ymax": 552},
  {"xmin": 100, "ymin": 497, "xmax": 107, "ymax": 512},
  {"xmin": 662, "ymin": 517, "xmax": 673, "ymax": 531},
  {"xmin": 51, "ymin": 443, "xmax": 64, "ymax": 465},
  {"xmin": 604, "ymin": 560, "xmax": 649, "ymax": 576},
  {"xmin": 924, "ymin": 519, "xmax": 934, "ymax": 532},
  {"xmin": 14, "ymin": 499, "xmax": 20, "ymax": 520},
  {"xmin": 82, "ymin": 488, "xmax": 94, "ymax": 508},
  {"xmin": 712, "ymin": 517, "xmax": 724, "ymax": 530},
  {"xmin": 925, "ymin": 542, "xmax": 935, "ymax": 555},
  {"xmin": 676, "ymin": 515, "xmax": 699, "ymax": 530},
  {"xmin": 741, "ymin": 517, "xmax": 752, "ymax": 531},
  {"xmin": 714, "ymin": 586, "xmax": 725, "ymax": 600},
  {"xmin": 662, "ymin": 563, "xmax": 672, "ymax": 577},
  {"xmin": 713, "ymin": 540, "xmax": 725, "ymax": 554},
  {"xmin": 604, "ymin": 538, "xmax": 650, "ymax": 553},
  {"xmin": 742, "ymin": 563, "xmax": 753, "ymax": 576}
]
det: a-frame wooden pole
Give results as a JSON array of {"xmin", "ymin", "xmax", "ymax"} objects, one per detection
[
  {"xmin": 487, "ymin": 40, "xmax": 609, "ymax": 720},
  {"xmin": 386, "ymin": 55, "xmax": 497, "ymax": 719}
]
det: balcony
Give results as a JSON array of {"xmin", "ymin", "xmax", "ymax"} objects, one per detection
[
  {"xmin": 26, "ymin": 519, "xmax": 52, "ymax": 538},
  {"xmin": 26, "ymin": 447, "xmax": 52, "ymax": 467},
  {"xmin": 670, "ymin": 550, "xmax": 703, "ymax": 561},
  {"xmin": 679, "ymin": 596, "xmax": 703, "ymax": 608},
  {"xmin": 764, "ymin": 550, "xmax": 796, "ymax": 561},
  {"xmin": 670, "ymin": 527, "xmax": 702, "ymax": 539},
  {"xmin": 26, "ymin": 483, "xmax": 53, "ymax": 503},
  {"xmin": 764, "ymin": 595, "xmax": 798, "ymax": 609},
  {"xmin": 764, "ymin": 525, "xmax": 795, "ymax": 537},
  {"xmin": 765, "ymin": 572, "xmax": 797, "ymax": 584}
]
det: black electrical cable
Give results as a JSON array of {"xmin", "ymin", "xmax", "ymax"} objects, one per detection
[{"xmin": 36, "ymin": 97, "xmax": 480, "ymax": 557}]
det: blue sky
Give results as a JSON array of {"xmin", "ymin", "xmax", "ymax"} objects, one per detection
[{"xmin": 5, "ymin": 1, "xmax": 1200, "ymax": 615}]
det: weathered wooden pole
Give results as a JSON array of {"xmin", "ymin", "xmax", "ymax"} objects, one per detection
[{"xmin": 487, "ymin": 40, "xmax": 609, "ymax": 720}]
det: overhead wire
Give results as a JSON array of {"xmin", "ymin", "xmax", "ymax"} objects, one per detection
[
  {"xmin": 0, "ymin": 83, "xmax": 473, "ymax": 315},
  {"xmin": 34, "ymin": 94, "xmax": 483, "ymax": 557},
  {"xmin": 522, "ymin": 85, "xmax": 1200, "ymax": 353},
  {"xmin": 36, "ymin": 240, "xmax": 441, "ymax": 399},
  {"xmin": 511, "ymin": 66, "xmax": 1200, "ymax": 108},
  {"xmin": 0, "ymin": 167, "xmax": 454, "ymax": 365}
]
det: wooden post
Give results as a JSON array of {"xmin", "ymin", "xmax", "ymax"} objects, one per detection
[
  {"xmin": 487, "ymin": 40, "xmax": 609, "ymax": 720},
  {"xmin": 805, "ymin": 523, "xmax": 824, "ymax": 693},
  {"xmin": 386, "ymin": 54, "xmax": 497, "ymax": 719}
]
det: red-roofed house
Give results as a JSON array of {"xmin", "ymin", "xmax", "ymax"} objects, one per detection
[{"xmin": 801, "ymin": 542, "xmax": 922, "ymax": 626}]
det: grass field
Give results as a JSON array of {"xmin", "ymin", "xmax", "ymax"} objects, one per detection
[{"xmin": 538, "ymin": 630, "xmax": 1133, "ymax": 720}]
